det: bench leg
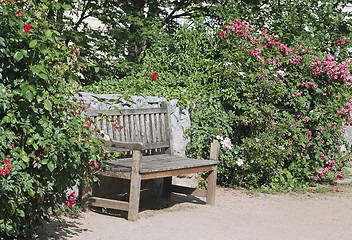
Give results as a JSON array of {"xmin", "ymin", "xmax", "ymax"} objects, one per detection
[
  {"xmin": 162, "ymin": 177, "xmax": 172, "ymax": 198},
  {"xmin": 80, "ymin": 180, "xmax": 92, "ymax": 211},
  {"xmin": 206, "ymin": 166, "xmax": 217, "ymax": 205},
  {"xmin": 128, "ymin": 150, "xmax": 142, "ymax": 221},
  {"xmin": 128, "ymin": 173, "xmax": 141, "ymax": 221}
]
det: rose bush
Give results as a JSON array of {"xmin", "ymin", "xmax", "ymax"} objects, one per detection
[
  {"xmin": 86, "ymin": 20, "xmax": 352, "ymax": 189},
  {"xmin": 0, "ymin": 1, "xmax": 103, "ymax": 237}
]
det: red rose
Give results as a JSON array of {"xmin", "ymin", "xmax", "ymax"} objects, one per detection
[
  {"xmin": 152, "ymin": 72, "xmax": 157, "ymax": 81},
  {"xmin": 24, "ymin": 24, "xmax": 33, "ymax": 34}
]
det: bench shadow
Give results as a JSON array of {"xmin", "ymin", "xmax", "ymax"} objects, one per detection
[
  {"xmin": 34, "ymin": 216, "xmax": 90, "ymax": 240},
  {"xmin": 89, "ymin": 192, "xmax": 206, "ymax": 219}
]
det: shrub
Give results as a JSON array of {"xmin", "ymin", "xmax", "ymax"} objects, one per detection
[
  {"xmin": 0, "ymin": 1, "xmax": 103, "ymax": 237},
  {"xmin": 86, "ymin": 21, "xmax": 352, "ymax": 189}
]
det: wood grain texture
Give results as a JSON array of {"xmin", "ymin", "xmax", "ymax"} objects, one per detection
[
  {"xmin": 128, "ymin": 150, "xmax": 142, "ymax": 221},
  {"xmin": 89, "ymin": 197, "xmax": 129, "ymax": 211},
  {"xmin": 206, "ymin": 165, "xmax": 217, "ymax": 205}
]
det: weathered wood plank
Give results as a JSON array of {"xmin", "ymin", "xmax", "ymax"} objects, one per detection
[
  {"xmin": 107, "ymin": 115, "xmax": 113, "ymax": 140},
  {"xmin": 210, "ymin": 140, "xmax": 220, "ymax": 161},
  {"xmin": 89, "ymin": 197, "xmax": 129, "ymax": 211},
  {"xmin": 161, "ymin": 113, "xmax": 166, "ymax": 142},
  {"xmin": 128, "ymin": 150, "xmax": 142, "ymax": 221},
  {"xmin": 150, "ymin": 113, "xmax": 156, "ymax": 143},
  {"xmin": 119, "ymin": 115, "xmax": 124, "ymax": 141},
  {"xmin": 155, "ymin": 113, "xmax": 161, "ymax": 142},
  {"xmin": 145, "ymin": 114, "xmax": 151, "ymax": 143},
  {"xmin": 87, "ymin": 107, "xmax": 168, "ymax": 117},
  {"xmin": 124, "ymin": 115, "xmax": 130, "ymax": 142},
  {"xmin": 103, "ymin": 154, "xmax": 218, "ymax": 173},
  {"xmin": 141, "ymin": 165, "xmax": 216, "ymax": 180},
  {"xmin": 206, "ymin": 165, "xmax": 217, "ymax": 205},
  {"xmin": 99, "ymin": 171, "xmax": 131, "ymax": 180},
  {"xmin": 129, "ymin": 114, "xmax": 135, "ymax": 142},
  {"xmin": 164, "ymin": 104, "xmax": 172, "ymax": 153},
  {"xmin": 140, "ymin": 114, "xmax": 145, "ymax": 142},
  {"xmin": 134, "ymin": 114, "xmax": 141, "ymax": 142}
]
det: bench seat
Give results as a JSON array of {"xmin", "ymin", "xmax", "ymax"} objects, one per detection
[{"xmin": 104, "ymin": 155, "xmax": 218, "ymax": 174}]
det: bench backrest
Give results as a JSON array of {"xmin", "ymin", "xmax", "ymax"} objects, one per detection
[{"xmin": 87, "ymin": 102, "xmax": 171, "ymax": 151}]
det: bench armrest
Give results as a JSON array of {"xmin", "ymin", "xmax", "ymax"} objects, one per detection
[{"xmin": 100, "ymin": 139, "xmax": 144, "ymax": 151}]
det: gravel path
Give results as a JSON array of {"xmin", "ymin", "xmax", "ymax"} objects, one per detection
[{"xmin": 35, "ymin": 184, "xmax": 352, "ymax": 240}]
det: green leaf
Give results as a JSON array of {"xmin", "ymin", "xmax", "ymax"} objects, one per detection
[
  {"xmin": 28, "ymin": 189, "xmax": 35, "ymax": 197},
  {"xmin": 14, "ymin": 51, "xmax": 23, "ymax": 62},
  {"xmin": 26, "ymin": 138, "xmax": 34, "ymax": 145},
  {"xmin": 95, "ymin": 67, "xmax": 100, "ymax": 73},
  {"xmin": 33, "ymin": 143, "xmax": 38, "ymax": 150},
  {"xmin": 19, "ymin": 161, "xmax": 27, "ymax": 169},
  {"xmin": 45, "ymin": 30, "xmax": 52, "ymax": 38},
  {"xmin": 22, "ymin": 155, "xmax": 29, "ymax": 163},
  {"xmin": 43, "ymin": 99, "xmax": 52, "ymax": 111},
  {"xmin": 62, "ymin": 4, "xmax": 72, "ymax": 9},
  {"xmin": 29, "ymin": 40, "xmax": 37, "ymax": 48},
  {"xmin": 17, "ymin": 209, "xmax": 25, "ymax": 217},
  {"xmin": 0, "ymin": 37, "xmax": 5, "ymax": 47},
  {"xmin": 55, "ymin": 2, "xmax": 61, "ymax": 10},
  {"xmin": 47, "ymin": 161, "xmax": 55, "ymax": 172}
]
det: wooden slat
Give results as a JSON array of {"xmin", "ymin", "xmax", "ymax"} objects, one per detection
[
  {"xmin": 151, "ymin": 114, "xmax": 156, "ymax": 143},
  {"xmin": 143, "ymin": 141, "xmax": 170, "ymax": 150},
  {"xmin": 171, "ymin": 185, "xmax": 207, "ymax": 198},
  {"xmin": 99, "ymin": 171, "xmax": 131, "ymax": 180},
  {"xmin": 124, "ymin": 115, "xmax": 130, "ymax": 142},
  {"xmin": 141, "ymin": 165, "xmax": 216, "ymax": 180},
  {"xmin": 129, "ymin": 114, "xmax": 135, "ymax": 142},
  {"xmin": 107, "ymin": 115, "xmax": 113, "ymax": 140},
  {"xmin": 155, "ymin": 113, "xmax": 161, "ymax": 142},
  {"xmin": 87, "ymin": 107, "xmax": 168, "ymax": 117},
  {"xmin": 161, "ymin": 113, "xmax": 166, "ymax": 141},
  {"xmin": 164, "ymin": 104, "xmax": 172, "ymax": 152},
  {"xmin": 119, "ymin": 115, "xmax": 124, "ymax": 141},
  {"xmin": 134, "ymin": 114, "xmax": 141, "ymax": 142},
  {"xmin": 89, "ymin": 197, "xmax": 129, "ymax": 211},
  {"xmin": 140, "ymin": 114, "xmax": 146, "ymax": 142},
  {"xmin": 145, "ymin": 114, "xmax": 151, "ymax": 143}
]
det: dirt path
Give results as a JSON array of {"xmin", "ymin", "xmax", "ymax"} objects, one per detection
[{"xmin": 35, "ymin": 185, "xmax": 352, "ymax": 240}]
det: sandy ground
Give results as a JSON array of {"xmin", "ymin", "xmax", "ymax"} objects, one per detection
[{"xmin": 35, "ymin": 184, "xmax": 352, "ymax": 240}]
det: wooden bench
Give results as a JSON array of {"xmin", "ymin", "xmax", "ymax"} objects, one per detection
[{"xmin": 83, "ymin": 101, "xmax": 219, "ymax": 221}]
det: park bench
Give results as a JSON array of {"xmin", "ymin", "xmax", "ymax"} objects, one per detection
[{"xmin": 83, "ymin": 101, "xmax": 219, "ymax": 221}]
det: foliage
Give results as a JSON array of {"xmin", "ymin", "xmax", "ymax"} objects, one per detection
[
  {"xmin": 59, "ymin": 0, "xmax": 352, "ymax": 85},
  {"xmin": 86, "ymin": 17, "xmax": 352, "ymax": 189},
  {"xmin": 0, "ymin": 1, "xmax": 103, "ymax": 237},
  {"xmin": 210, "ymin": 0, "xmax": 352, "ymax": 50},
  {"xmin": 82, "ymin": 0, "xmax": 352, "ymax": 189},
  {"xmin": 61, "ymin": 0, "xmax": 221, "ymax": 84}
]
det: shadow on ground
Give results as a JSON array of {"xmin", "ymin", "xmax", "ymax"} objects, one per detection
[
  {"xmin": 34, "ymin": 192, "xmax": 205, "ymax": 238},
  {"xmin": 89, "ymin": 192, "xmax": 205, "ymax": 219},
  {"xmin": 34, "ymin": 216, "xmax": 90, "ymax": 239}
]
